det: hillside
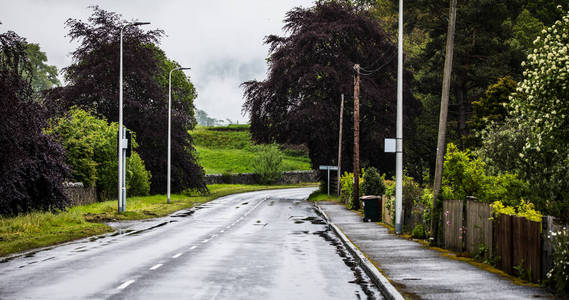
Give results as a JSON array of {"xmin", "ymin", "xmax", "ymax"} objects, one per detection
[{"xmin": 190, "ymin": 125, "xmax": 312, "ymax": 175}]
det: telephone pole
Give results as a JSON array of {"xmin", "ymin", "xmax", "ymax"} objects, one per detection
[
  {"xmin": 337, "ymin": 94, "xmax": 345, "ymax": 196},
  {"xmin": 353, "ymin": 65, "xmax": 361, "ymax": 210},
  {"xmin": 432, "ymin": 0, "xmax": 458, "ymax": 242}
]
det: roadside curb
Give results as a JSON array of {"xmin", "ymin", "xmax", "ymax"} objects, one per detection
[{"xmin": 314, "ymin": 203, "xmax": 404, "ymax": 300}]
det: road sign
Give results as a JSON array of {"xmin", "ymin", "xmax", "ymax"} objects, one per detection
[
  {"xmin": 319, "ymin": 165, "xmax": 338, "ymax": 170},
  {"xmin": 384, "ymin": 138, "xmax": 396, "ymax": 153},
  {"xmin": 319, "ymin": 165, "xmax": 339, "ymax": 196}
]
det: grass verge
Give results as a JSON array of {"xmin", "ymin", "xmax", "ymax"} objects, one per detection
[
  {"xmin": 0, "ymin": 183, "xmax": 316, "ymax": 257},
  {"xmin": 308, "ymin": 190, "xmax": 340, "ymax": 202},
  {"xmin": 190, "ymin": 126, "xmax": 311, "ymax": 174}
]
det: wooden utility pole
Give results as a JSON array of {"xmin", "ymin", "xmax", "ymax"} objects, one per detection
[
  {"xmin": 337, "ymin": 94, "xmax": 345, "ymax": 197},
  {"xmin": 353, "ymin": 64, "xmax": 361, "ymax": 210},
  {"xmin": 432, "ymin": 0, "xmax": 457, "ymax": 242}
]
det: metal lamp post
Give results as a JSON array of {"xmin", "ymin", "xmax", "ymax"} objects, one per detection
[
  {"xmin": 167, "ymin": 67, "xmax": 191, "ymax": 204},
  {"xmin": 395, "ymin": 0, "xmax": 404, "ymax": 234},
  {"xmin": 118, "ymin": 21, "xmax": 150, "ymax": 213}
]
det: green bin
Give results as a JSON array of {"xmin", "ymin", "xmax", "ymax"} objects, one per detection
[{"xmin": 361, "ymin": 195, "xmax": 381, "ymax": 222}]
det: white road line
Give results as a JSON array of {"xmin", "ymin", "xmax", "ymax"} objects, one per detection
[
  {"xmin": 190, "ymin": 246, "xmax": 197, "ymax": 250},
  {"xmin": 226, "ymin": 225, "xmax": 231, "ymax": 229},
  {"xmin": 220, "ymin": 230, "xmax": 225, "ymax": 233},
  {"xmin": 117, "ymin": 280, "xmax": 135, "ymax": 290},
  {"xmin": 202, "ymin": 239, "xmax": 209, "ymax": 244},
  {"xmin": 211, "ymin": 234, "xmax": 217, "ymax": 238},
  {"xmin": 172, "ymin": 253, "xmax": 182, "ymax": 258},
  {"xmin": 149, "ymin": 264, "xmax": 162, "ymax": 270}
]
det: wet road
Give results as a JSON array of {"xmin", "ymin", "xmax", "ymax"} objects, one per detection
[{"xmin": 0, "ymin": 188, "xmax": 382, "ymax": 299}]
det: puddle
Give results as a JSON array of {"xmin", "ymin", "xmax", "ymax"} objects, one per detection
[
  {"xmin": 172, "ymin": 210, "xmax": 195, "ymax": 218},
  {"xmin": 302, "ymin": 216, "xmax": 326, "ymax": 225},
  {"xmin": 314, "ymin": 229, "xmax": 379, "ymax": 299},
  {"xmin": 126, "ymin": 221, "xmax": 169, "ymax": 236}
]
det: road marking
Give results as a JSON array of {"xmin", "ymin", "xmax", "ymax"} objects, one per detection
[
  {"xmin": 226, "ymin": 225, "xmax": 232, "ymax": 229},
  {"xmin": 220, "ymin": 230, "xmax": 224, "ymax": 233},
  {"xmin": 190, "ymin": 246, "xmax": 197, "ymax": 250},
  {"xmin": 149, "ymin": 264, "xmax": 162, "ymax": 270},
  {"xmin": 211, "ymin": 234, "xmax": 217, "ymax": 238},
  {"xmin": 172, "ymin": 253, "xmax": 182, "ymax": 258},
  {"xmin": 117, "ymin": 280, "xmax": 135, "ymax": 290},
  {"xmin": 202, "ymin": 239, "xmax": 209, "ymax": 243}
]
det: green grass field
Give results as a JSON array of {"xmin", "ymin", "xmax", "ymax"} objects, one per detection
[
  {"xmin": 0, "ymin": 183, "xmax": 316, "ymax": 257},
  {"xmin": 190, "ymin": 125, "xmax": 312, "ymax": 174}
]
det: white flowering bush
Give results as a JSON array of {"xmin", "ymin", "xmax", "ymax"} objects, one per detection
[
  {"xmin": 546, "ymin": 227, "xmax": 569, "ymax": 295},
  {"xmin": 481, "ymin": 7, "xmax": 569, "ymax": 219}
]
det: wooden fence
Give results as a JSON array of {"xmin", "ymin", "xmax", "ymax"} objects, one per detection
[
  {"xmin": 495, "ymin": 215, "xmax": 542, "ymax": 282},
  {"xmin": 466, "ymin": 201, "xmax": 493, "ymax": 257},
  {"xmin": 441, "ymin": 200, "xmax": 543, "ymax": 283},
  {"xmin": 442, "ymin": 200, "xmax": 464, "ymax": 252}
]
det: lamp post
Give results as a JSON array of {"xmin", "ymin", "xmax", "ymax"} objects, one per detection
[
  {"xmin": 167, "ymin": 67, "xmax": 191, "ymax": 204},
  {"xmin": 118, "ymin": 21, "xmax": 150, "ymax": 213},
  {"xmin": 395, "ymin": 0, "xmax": 403, "ymax": 234}
]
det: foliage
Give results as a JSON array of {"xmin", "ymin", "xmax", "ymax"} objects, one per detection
[
  {"xmin": 411, "ymin": 224, "xmax": 426, "ymax": 239},
  {"xmin": 242, "ymin": 1, "xmax": 420, "ymax": 174},
  {"xmin": 23, "ymin": 43, "xmax": 60, "ymax": 94},
  {"xmin": 482, "ymin": 9, "xmax": 569, "ymax": 219},
  {"xmin": 442, "ymin": 143, "xmax": 529, "ymax": 205},
  {"xmin": 340, "ymin": 171, "xmax": 364, "ymax": 208},
  {"xmin": 361, "ymin": 167, "xmax": 385, "ymax": 196},
  {"xmin": 419, "ymin": 188, "xmax": 433, "ymax": 233},
  {"xmin": 443, "ymin": 143, "xmax": 486, "ymax": 201},
  {"xmin": 46, "ymin": 108, "xmax": 151, "ymax": 199},
  {"xmin": 546, "ymin": 226, "xmax": 569, "ymax": 295},
  {"xmin": 0, "ymin": 31, "xmax": 69, "ymax": 216},
  {"xmin": 467, "ymin": 76, "xmax": 517, "ymax": 146},
  {"xmin": 490, "ymin": 199, "xmax": 542, "ymax": 222},
  {"xmin": 46, "ymin": 6, "xmax": 205, "ymax": 194},
  {"xmin": 252, "ymin": 144, "xmax": 283, "ymax": 184}
]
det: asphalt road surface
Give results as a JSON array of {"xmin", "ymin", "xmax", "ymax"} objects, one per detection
[{"xmin": 0, "ymin": 188, "xmax": 383, "ymax": 299}]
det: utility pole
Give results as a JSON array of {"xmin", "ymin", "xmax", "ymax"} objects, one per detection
[
  {"xmin": 337, "ymin": 94, "xmax": 344, "ymax": 196},
  {"xmin": 395, "ymin": 0, "xmax": 404, "ymax": 235},
  {"xmin": 353, "ymin": 65, "xmax": 361, "ymax": 210},
  {"xmin": 432, "ymin": 0, "xmax": 458, "ymax": 243}
]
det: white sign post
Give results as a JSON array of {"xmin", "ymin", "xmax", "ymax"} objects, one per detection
[{"xmin": 319, "ymin": 165, "xmax": 338, "ymax": 196}]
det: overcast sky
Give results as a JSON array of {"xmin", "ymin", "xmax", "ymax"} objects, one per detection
[{"xmin": 1, "ymin": 0, "xmax": 312, "ymax": 123}]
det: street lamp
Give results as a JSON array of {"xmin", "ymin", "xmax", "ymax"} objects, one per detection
[
  {"xmin": 395, "ymin": 0, "xmax": 403, "ymax": 234},
  {"xmin": 167, "ymin": 67, "xmax": 191, "ymax": 204},
  {"xmin": 118, "ymin": 21, "xmax": 150, "ymax": 213}
]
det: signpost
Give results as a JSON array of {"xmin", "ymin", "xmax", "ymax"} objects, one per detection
[{"xmin": 319, "ymin": 165, "xmax": 338, "ymax": 197}]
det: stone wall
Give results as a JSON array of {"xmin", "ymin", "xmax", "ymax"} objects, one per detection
[
  {"xmin": 63, "ymin": 182, "xmax": 98, "ymax": 206},
  {"xmin": 204, "ymin": 170, "xmax": 318, "ymax": 185}
]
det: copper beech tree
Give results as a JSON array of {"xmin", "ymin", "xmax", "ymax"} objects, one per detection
[{"xmin": 242, "ymin": 2, "xmax": 420, "ymax": 174}]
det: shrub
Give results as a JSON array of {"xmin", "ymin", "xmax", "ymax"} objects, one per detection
[
  {"xmin": 252, "ymin": 143, "xmax": 283, "ymax": 184},
  {"xmin": 362, "ymin": 167, "xmax": 385, "ymax": 196},
  {"xmin": 490, "ymin": 199, "xmax": 542, "ymax": 222},
  {"xmin": 546, "ymin": 226, "xmax": 569, "ymax": 295},
  {"xmin": 442, "ymin": 143, "xmax": 530, "ymax": 205},
  {"xmin": 340, "ymin": 171, "xmax": 364, "ymax": 208},
  {"xmin": 412, "ymin": 224, "xmax": 426, "ymax": 239},
  {"xmin": 47, "ymin": 108, "xmax": 151, "ymax": 200}
]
